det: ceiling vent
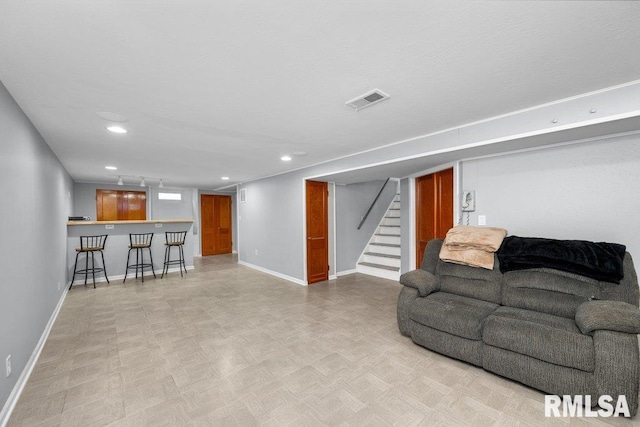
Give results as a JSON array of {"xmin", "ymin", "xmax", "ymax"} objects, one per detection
[{"xmin": 345, "ymin": 89, "xmax": 390, "ymax": 111}]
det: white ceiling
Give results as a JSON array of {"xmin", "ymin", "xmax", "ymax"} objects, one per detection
[{"xmin": 1, "ymin": 2, "xmax": 639, "ymax": 189}]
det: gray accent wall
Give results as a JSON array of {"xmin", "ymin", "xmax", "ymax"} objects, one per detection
[
  {"xmin": 0, "ymin": 81, "xmax": 73, "ymax": 412},
  {"xmin": 335, "ymin": 180, "xmax": 397, "ymax": 273},
  {"xmin": 73, "ymin": 182, "xmax": 149, "ymax": 220},
  {"xmin": 238, "ymin": 174, "xmax": 304, "ymax": 279},
  {"xmin": 460, "ymin": 135, "xmax": 640, "ymax": 262},
  {"xmin": 150, "ymin": 187, "xmax": 194, "ymax": 220}
]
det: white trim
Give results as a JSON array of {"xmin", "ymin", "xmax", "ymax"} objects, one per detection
[
  {"xmin": 301, "ymin": 178, "xmax": 308, "ymax": 283},
  {"xmin": 329, "ymin": 182, "xmax": 337, "ymax": 279},
  {"xmin": 408, "ymin": 177, "xmax": 416, "ymax": 271},
  {"xmin": 458, "ymin": 128, "xmax": 640, "ymax": 165},
  {"xmin": 453, "ymin": 161, "xmax": 462, "ymax": 227},
  {"xmin": 235, "ymin": 184, "xmax": 241, "ymax": 256},
  {"xmin": 337, "ymin": 269, "xmax": 357, "ymax": 277},
  {"xmin": 0, "ymin": 283, "xmax": 69, "ymax": 427},
  {"xmin": 238, "ymin": 260, "xmax": 307, "ymax": 286}
]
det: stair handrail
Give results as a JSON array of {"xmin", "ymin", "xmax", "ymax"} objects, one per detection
[{"xmin": 357, "ymin": 178, "xmax": 391, "ymax": 230}]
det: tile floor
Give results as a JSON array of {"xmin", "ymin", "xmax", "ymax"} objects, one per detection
[{"xmin": 7, "ymin": 255, "xmax": 638, "ymax": 426}]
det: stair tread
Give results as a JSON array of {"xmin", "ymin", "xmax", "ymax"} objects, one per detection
[
  {"xmin": 364, "ymin": 252, "xmax": 401, "ymax": 259},
  {"xmin": 379, "ymin": 225, "xmax": 400, "ymax": 227},
  {"xmin": 375, "ymin": 233, "xmax": 401, "ymax": 237},
  {"xmin": 388, "ymin": 208, "xmax": 401, "ymax": 211},
  {"xmin": 369, "ymin": 242, "xmax": 401, "ymax": 247},
  {"xmin": 358, "ymin": 262, "xmax": 400, "ymax": 272}
]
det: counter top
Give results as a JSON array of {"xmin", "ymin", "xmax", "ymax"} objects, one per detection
[{"xmin": 68, "ymin": 219, "xmax": 194, "ymax": 226}]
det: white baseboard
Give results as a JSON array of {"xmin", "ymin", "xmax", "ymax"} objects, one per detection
[
  {"xmin": 70, "ymin": 265, "xmax": 194, "ymax": 286},
  {"xmin": 0, "ymin": 282, "xmax": 69, "ymax": 427},
  {"xmin": 237, "ymin": 261, "xmax": 307, "ymax": 286},
  {"xmin": 336, "ymin": 269, "xmax": 357, "ymax": 277}
]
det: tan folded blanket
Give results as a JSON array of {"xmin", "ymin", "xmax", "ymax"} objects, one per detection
[
  {"xmin": 439, "ymin": 244, "xmax": 496, "ymax": 270},
  {"xmin": 444, "ymin": 226, "xmax": 507, "ymax": 253}
]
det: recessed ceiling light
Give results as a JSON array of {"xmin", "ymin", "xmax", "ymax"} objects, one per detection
[
  {"xmin": 221, "ymin": 176, "xmax": 230, "ymax": 180},
  {"xmin": 105, "ymin": 165, "xmax": 117, "ymax": 170},
  {"xmin": 106, "ymin": 125, "xmax": 128, "ymax": 134},
  {"xmin": 281, "ymin": 155, "xmax": 292, "ymax": 162}
]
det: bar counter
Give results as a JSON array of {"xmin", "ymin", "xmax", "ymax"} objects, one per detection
[{"xmin": 67, "ymin": 219, "xmax": 194, "ymax": 285}]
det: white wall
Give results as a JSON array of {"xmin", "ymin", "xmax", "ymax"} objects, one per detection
[
  {"xmin": 0, "ymin": 81, "xmax": 73, "ymax": 417},
  {"xmin": 460, "ymin": 135, "xmax": 640, "ymax": 260}
]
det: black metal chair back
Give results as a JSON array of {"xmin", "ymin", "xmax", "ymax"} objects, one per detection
[
  {"xmin": 124, "ymin": 233, "xmax": 155, "ymax": 283},
  {"xmin": 72, "ymin": 235, "xmax": 109, "ymax": 289},
  {"xmin": 129, "ymin": 233, "xmax": 153, "ymax": 248},
  {"xmin": 79, "ymin": 234, "xmax": 108, "ymax": 251},
  {"xmin": 162, "ymin": 231, "xmax": 188, "ymax": 278},
  {"xmin": 165, "ymin": 231, "xmax": 187, "ymax": 245}
]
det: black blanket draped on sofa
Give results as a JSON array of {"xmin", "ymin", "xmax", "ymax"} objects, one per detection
[{"xmin": 497, "ymin": 236, "xmax": 626, "ymax": 283}]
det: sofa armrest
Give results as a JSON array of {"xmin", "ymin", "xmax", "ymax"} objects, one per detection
[
  {"xmin": 399, "ymin": 269, "xmax": 438, "ymax": 297},
  {"xmin": 575, "ymin": 300, "xmax": 640, "ymax": 335}
]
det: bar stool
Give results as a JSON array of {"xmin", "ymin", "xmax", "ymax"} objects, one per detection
[
  {"xmin": 162, "ymin": 231, "xmax": 187, "ymax": 278},
  {"xmin": 124, "ymin": 233, "xmax": 156, "ymax": 283},
  {"xmin": 71, "ymin": 235, "xmax": 109, "ymax": 289}
]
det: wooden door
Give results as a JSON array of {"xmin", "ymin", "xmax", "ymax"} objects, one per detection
[
  {"xmin": 201, "ymin": 194, "xmax": 233, "ymax": 256},
  {"xmin": 306, "ymin": 180, "xmax": 328, "ymax": 284},
  {"xmin": 97, "ymin": 190, "xmax": 120, "ymax": 221},
  {"xmin": 96, "ymin": 190, "xmax": 146, "ymax": 221},
  {"xmin": 122, "ymin": 191, "xmax": 146, "ymax": 220},
  {"xmin": 415, "ymin": 168, "xmax": 453, "ymax": 267}
]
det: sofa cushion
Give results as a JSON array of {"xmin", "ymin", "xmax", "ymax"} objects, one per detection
[
  {"xmin": 409, "ymin": 292, "xmax": 498, "ymax": 340},
  {"xmin": 436, "ymin": 258, "xmax": 503, "ymax": 304},
  {"xmin": 483, "ymin": 307, "xmax": 594, "ymax": 372},
  {"xmin": 502, "ymin": 268, "xmax": 601, "ymax": 318}
]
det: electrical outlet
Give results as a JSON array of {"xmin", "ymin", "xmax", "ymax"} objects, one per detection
[
  {"xmin": 57, "ymin": 281, "xmax": 61, "ymax": 291},
  {"xmin": 105, "ymin": 224, "xmax": 114, "ymax": 230},
  {"xmin": 255, "ymin": 249, "xmax": 259, "ymax": 256},
  {"xmin": 155, "ymin": 223, "xmax": 163, "ymax": 228},
  {"xmin": 6, "ymin": 355, "xmax": 11, "ymax": 377}
]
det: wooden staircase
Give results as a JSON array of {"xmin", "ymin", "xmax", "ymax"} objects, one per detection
[{"xmin": 356, "ymin": 193, "xmax": 401, "ymax": 280}]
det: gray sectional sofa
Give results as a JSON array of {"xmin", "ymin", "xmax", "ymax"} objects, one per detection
[{"xmin": 397, "ymin": 238, "xmax": 640, "ymax": 416}]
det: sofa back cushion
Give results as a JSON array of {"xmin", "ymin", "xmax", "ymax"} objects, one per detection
[
  {"xmin": 436, "ymin": 255, "xmax": 503, "ymax": 304},
  {"xmin": 420, "ymin": 239, "xmax": 444, "ymax": 274},
  {"xmin": 502, "ymin": 253, "xmax": 639, "ymax": 319}
]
